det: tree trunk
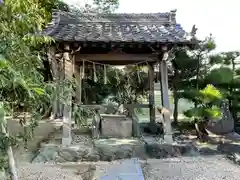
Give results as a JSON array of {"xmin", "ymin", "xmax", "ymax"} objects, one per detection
[
  {"xmin": 194, "ymin": 119, "xmax": 208, "ymax": 142},
  {"xmin": 194, "ymin": 54, "xmax": 201, "ymax": 108},
  {"xmin": 173, "ymin": 89, "xmax": 179, "ymax": 125},
  {"xmin": 1, "ymin": 124, "xmax": 18, "ymax": 180},
  {"xmin": 230, "ymin": 60, "xmax": 237, "ymax": 129},
  {"xmin": 0, "ymin": 103, "xmax": 18, "ymax": 180}
]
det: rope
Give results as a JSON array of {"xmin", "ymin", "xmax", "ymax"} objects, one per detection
[{"xmin": 80, "ymin": 58, "xmax": 149, "ymax": 67}]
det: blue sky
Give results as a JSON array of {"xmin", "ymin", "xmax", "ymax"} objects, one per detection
[{"xmin": 65, "ymin": 0, "xmax": 240, "ymax": 52}]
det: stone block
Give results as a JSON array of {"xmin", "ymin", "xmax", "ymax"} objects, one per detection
[{"xmin": 101, "ymin": 114, "xmax": 132, "ymax": 138}]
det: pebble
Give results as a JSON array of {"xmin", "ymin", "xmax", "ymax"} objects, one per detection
[
  {"xmin": 72, "ymin": 134, "xmax": 92, "ymax": 146},
  {"xmin": 143, "ymin": 156, "xmax": 240, "ymax": 180},
  {"xmin": 17, "ymin": 164, "xmax": 83, "ymax": 180}
]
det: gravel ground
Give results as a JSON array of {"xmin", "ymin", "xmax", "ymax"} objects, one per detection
[
  {"xmin": 1, "ymin": 155, "xmax": 239, "ymax": 180},
  {"xmin": 11, "ymin": 164, "xmax": 82, "ymax": 180},
  {"xmin": 143, "ymin": 156, "xmax": 240, "ymax": 180}
]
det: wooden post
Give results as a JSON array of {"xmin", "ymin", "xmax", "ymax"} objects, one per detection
[
  {"xmin": 74, "ymin": 64, "xmax": 81, "ymax": 104},
  {"xmin": 159, "ymin": 51, "xmax": 173, "ymax": 143},
  {"xmin": 74, "ymin": 63, "xmax": 82, "ymax": 104},
  {"xmin": 47, "ymin": 46, "xmax": 58, "ymax": 119},
  {"xmin": 58, "ymin": 53, "xmax": 65, "ymax": 118},
  {"xmin": 128, "ymin": 107, "xmax": 141, "ymax": 137},
  {"xmin": 62, "ymin": 44, "xmax": 73, "ymax": 146},
  {"xmin": 92, "ymin": 108, "xmax": 101, "ymax": 139},
  {"xmin": 148, "ymin": 63, "xmax": 155, "ymax": 124}
]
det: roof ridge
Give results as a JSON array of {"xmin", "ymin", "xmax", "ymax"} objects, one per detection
[
  {"xmin": 53, "ymin": 10, "xmax": 176, "ymax": 25},
  {"xmin": 43, "ymin": 9, "xmax": 61, "ymax": 35},
  {"xmin": 54, "ymin": 10, "xmax": 171, "ymax": 16}
]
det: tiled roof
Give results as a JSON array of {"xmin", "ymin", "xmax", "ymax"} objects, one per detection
[{"xmin": 43, "ymin": 10, "xmax": 189, "ymax": 43}]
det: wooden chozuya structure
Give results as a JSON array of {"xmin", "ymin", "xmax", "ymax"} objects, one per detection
[{"xmin": 44, "ymin": 9, "xmax": 194, "ymax": 146}]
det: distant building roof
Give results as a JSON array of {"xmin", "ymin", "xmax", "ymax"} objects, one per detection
[{"xmin": 43, "ymin": 10, "xmax": 190, "ymax": 44}]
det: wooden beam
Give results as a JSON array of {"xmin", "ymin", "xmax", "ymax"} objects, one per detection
[
  {"xmin": 123, "ymin": 104, "xmax": 150, "ymax": 109},
  {"xmin": 79, "ymin": 104, "xmax": 150, "ymax": 110},
  {"xmin": 75, "ymin": 53, "xmax": 157, "ymax": 63}
]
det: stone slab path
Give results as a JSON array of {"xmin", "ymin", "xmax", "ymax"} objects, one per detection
[{"xmin": 100, "ymin": 158, "xmax": 144, "ymax": 180}]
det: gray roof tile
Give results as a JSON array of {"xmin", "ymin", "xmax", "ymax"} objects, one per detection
[{"xmin": 43, "ymin": 10, "xmax": 189, "ymax": 43}]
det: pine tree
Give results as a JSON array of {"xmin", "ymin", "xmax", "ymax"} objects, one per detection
[{"xmin": 170, "ymin": 35, "xmax": 216, "ymax": 124}]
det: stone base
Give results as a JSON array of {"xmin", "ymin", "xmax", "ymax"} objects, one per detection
[
  {"xmin": 145, "ymin": 142, "xmax": 199, "ymax": 159},
  {"xmin": 32, "ymin": 138, "xmax": 147, "ymax": 163},
  {"xmin": 32, "ymin": 137, "xmax": 199, "ymax": 163},
  {"xmin": 94, "ymin": 138, "xmax": 146, "ymax": 161}
]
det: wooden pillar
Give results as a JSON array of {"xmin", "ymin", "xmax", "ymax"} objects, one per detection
[
  {"xmin": 74, "ymin": 64, "xmax": 82, "ymax": 104},
  {"xmin": 159, "ymin": 51, "xmax": 173, "ymax": 143},
  {"xmin": 148, "ymin": 63, "xmax": 155, "ymax": 124},
  {"xmin": 129, "ymin": 107, "xmax": 141, "ymax": 137},
  {"xmin": 92, "ymin": 108, "xmax": 101, "ymax": 139},
  {"xmin": 58, "ymin": 53, "xmax": 65, "ymax": 118},
  {"xmin": 48, "ymin": 46, "xmax": 59, "ymax": 119},
  {"xmin": 62, "ymin": 44, "xmax": 73, "ymax": 146}
]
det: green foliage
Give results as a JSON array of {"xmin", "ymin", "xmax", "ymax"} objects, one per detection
[
  {"xmin": 209, "ymin": 54, "xmax": 223, "ymax": 65},
  {"xmin": 170, "ymin": 35, "xmax": 217, "ymax": 123},
  {"xmin": 205, "ymin": 67, "xmax": 233, "ymax": 84},
  {"xmin": 0, "ymin": 0, "xmax": 57, "ymax": 176},
  {"xmin": 199, "ymin": 84, "xmax": 223, "ymax": 103},
  {"xmin": 204, "ymin": 51, "xmax": 240, "ymax": 122},
  {"xmin": 184, "ymin": 85, "xmax": 223, "ymax": 121},
  {"xmin": 202, "ymin": 38, "xmax": 216, "ymax": 52},
  {"xmin": 39, "ymin": 0, "xmax": 70, "ymax": 24},
  {"xmin": 81, "ymin": 64, "xmax": 148, "ymax": 106}
]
